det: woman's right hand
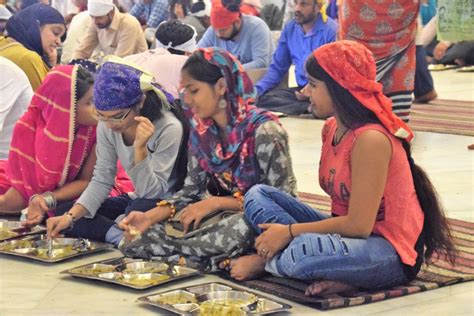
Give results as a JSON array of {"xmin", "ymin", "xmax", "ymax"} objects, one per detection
[
  {"xmin": 23, "ymin": 196, "xmax": 49, "ymax": 227},
  {"xmin": 46, "ymin": 215, "xmax": 72, "ymax": 239},
  {"xmin": 118, "ymin": 211, "xmax": 154, "ymax": 241}
]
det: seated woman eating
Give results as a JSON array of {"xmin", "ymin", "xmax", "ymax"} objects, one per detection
[
  {"xmin": 118, "ymin": 48, "xmax": 297, "ymax": 270},
  {"xmin": 0, "ymin": 65, "xmax": 97, "ymax": 226},
  {"xmin": 46, "ymin": 57, "xmax": 189, "ymax": 245},
  {"xmin": 228, "ymin": 41, "xmax": 456, "ymax": 293}
]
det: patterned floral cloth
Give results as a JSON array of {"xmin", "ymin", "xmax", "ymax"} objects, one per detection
[
  {"xmin": 338, "ymin": 0, "xmax": 419, "ymax": 120},
  {"xmin": 186, "ymin": 47, "xmax": 279, "ymax": 194},
  {"xmin": 94, "ymin": 56, "xmax": 174, "ymax": 111}
]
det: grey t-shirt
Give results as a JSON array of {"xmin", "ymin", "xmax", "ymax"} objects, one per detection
[{"xmin": 76, "ymin": 110, "xmax": 183, "ymax": 217}]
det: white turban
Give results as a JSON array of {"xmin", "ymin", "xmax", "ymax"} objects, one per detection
[
  {"xmin": 192, "ymin": 0, "xmax": 211, "ymax": 18},
  {"xmin": 88, "ymin": 0, "xmax": 114, "ymax": 17},
  {"xmin": 0, "ymin": 5, "xmax": 12, "ymax": 20}
]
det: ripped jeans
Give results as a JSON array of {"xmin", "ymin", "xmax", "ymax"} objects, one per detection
[{"xmin": 244, "ymin": 185, "xmax": 408, "ymax": 290}]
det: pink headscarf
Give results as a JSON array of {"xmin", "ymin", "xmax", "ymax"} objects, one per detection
[{"xmin": 7, "ymin": 65, "xmax": 96, "ymax": 200}]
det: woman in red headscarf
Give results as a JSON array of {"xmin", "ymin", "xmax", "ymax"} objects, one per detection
[{"xmin": 227, "ymin": 41, "xmax": 456, "ymax": 293}]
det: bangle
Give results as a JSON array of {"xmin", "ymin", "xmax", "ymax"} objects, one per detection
[
  {"xmin": 233, "ymin": 191, "xmax": 244, "ymax": 212},
  {"xmin": 288, "ymin": 223, "xmax": 294, "ymax": 239},
  {"xmin": 29, "ymin": 194, "xmax": 40, "ymax": 204},
  {"xmin": 42, "ymin": 191, "xmax": 57, "ymax": 210},
  {"xmin": 157, "ymin": 200, "xmax": 176, "ymax": 219}
]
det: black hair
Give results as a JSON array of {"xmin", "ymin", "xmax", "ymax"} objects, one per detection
[
  {"xmin": 154, "ymin": 20, "xmax": 195, "ymax": 55},
  {"xmin": 169, "ymin": 0, "xmax": 192, "ymax": 19},
  {"xmin": 190, "ymin": 0, "xmax": 206, "ymax": 14},
  {"xmin": 305, "ymin": 55, "xmax": 457, "ymax": 265},
  {"xmin": 138, "ymin": 89, "xmax": 189, "ymax": 191},
  {"xmin": 75, "ymin": 65, "xmax": 94, "ymax": 103},
  {"xmin": 222, "ymin": 0, "xmax": 241, "ymax": 12},
  {"xmin": 181, "ymin": 50, "xmax": 223, "ymax": 85}
]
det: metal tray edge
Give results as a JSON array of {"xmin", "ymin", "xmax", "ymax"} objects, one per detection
[
  {"xmin": 0, "ymin": 241, "xmax": 113, "ymax": 263},
  {"xmin": 62, "ymin": 257, "xmax": 201, "ymax": 290},
  {"xmin": 136, "ymin": 281, "xmax": 292, "ymax": 315}
]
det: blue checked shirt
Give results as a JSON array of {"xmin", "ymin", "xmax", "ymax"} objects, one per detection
[{"xmin": 130, "ymin": 0, "xmax": 169, "ymax": 28}]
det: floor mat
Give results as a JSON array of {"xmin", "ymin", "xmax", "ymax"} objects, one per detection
[
  {"xmin": 410, "ymin": 99, "xmax": 474, "ymax": 137},
  {"xmin": 223, "ymin": 193, "xmax": 474, "ymax": 310}
]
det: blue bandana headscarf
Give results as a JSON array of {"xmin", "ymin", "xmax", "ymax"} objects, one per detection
[
  {"xmin": 94, "ymin": 58, "xmax": 174, "ymax": 111},
  {"xmin": 6, "ymin": 4, "xmax": 64, "ymax": 67}
]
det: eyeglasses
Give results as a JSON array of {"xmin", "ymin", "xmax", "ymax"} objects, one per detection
[{"xmin": 92, "ymin": 108, "xmax": 133, "ymax": 124}]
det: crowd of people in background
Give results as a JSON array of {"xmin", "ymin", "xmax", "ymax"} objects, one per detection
[{"xmin": 0, "ymin": 0, "xmax": 465, "ymax": 295}]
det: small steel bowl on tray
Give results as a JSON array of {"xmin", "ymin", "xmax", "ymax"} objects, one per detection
[{"xmin": 120, "ymin": 261, "xmax": 169, "ymax": 274}]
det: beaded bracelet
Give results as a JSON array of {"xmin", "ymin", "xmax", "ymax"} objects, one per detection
[
  {"xmin": 233, "ymin": 191, "xmax": 244, "ymax": 212},
  {"xmin": 157, "ymin": 200, "xmax": 176, "ymax": 219}
]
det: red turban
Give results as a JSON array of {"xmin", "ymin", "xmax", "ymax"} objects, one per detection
[{"xmin": 210, "ymin": 0, "xmax": 240, "ymax": 29}]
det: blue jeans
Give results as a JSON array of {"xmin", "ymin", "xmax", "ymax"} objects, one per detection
[
  {"xmin": 55, "ymin": 195, "xmax": 158, "ymax": 245},
  {"xmin": 244, "ymin": 185, "xmax": 408, "ymax": 290}
]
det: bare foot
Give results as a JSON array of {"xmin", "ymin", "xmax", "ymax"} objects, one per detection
[
  {"xmin": 224, "ymin": 254, "xmax": 267, "ymax": 281},
  {"xmin": 305, "ymin": 280, "xmax": 358, "ymax": 296}
]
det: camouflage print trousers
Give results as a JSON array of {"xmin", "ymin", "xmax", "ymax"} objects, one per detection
[{"xmin": 119, "ymin": 214, "xmax": 255, "ymax": 272}]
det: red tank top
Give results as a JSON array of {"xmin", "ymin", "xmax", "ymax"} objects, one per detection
[{"xmin": 319, "ymin": 118, "xmax": 423, "ymax": 266}]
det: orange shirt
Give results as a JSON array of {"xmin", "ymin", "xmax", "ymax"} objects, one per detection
[{"xmin": 319, "ymin": 118, "xmax": 423, "ymax": 266}]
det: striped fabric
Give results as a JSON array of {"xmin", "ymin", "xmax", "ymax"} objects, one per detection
[
  {"xmin": 387, "ymin": 91, "xmax": 413, "ymax": 122},
  {"xmin": 224, "ymin": 192, "xmax": 474, "ymax": 310},
  {"xmin": 410, "ymin": 99, "xmax": 474, "ymax": 137}
]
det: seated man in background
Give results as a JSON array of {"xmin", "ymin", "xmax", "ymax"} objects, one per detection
[
  {"xmin": 125, "ymin": 20, "xmax": 196, "ymax": 98},
  {"xmin": 73, "ymin": 0, "xmax": 147, "ymax": 60},
  {"xmin": 255, "ymin": 0, "xmax": 337, "ymax": 115},
  {"xmin": 197, "ymin": 0, "xmax": 274, "ymax": 70},
  {"xmin": 129, "ymin": 0, "xmax": 168, "ymax": 30}
]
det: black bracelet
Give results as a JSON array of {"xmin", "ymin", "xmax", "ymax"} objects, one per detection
[{"xmin": 288, "ymin": 223, "xmax": 294, "ymax": 239}]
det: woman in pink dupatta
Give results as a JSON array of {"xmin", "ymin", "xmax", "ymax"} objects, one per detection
[{"xmin": 0, "ymin": 64, "xmax": 98, "ymax": 226}]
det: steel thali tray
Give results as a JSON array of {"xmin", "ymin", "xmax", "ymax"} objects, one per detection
[
  {"xmin": 137, "ymin": 282, "xmax": 292, "ymax": 315},
  {"xmin": 0, "ymin": 234, "xmax": 112, "ymax": 262},
  {"xmin": 0, "ymin": 220, "xmax": 46, "ymax": 241},
  {"xmin": 61, "ymin": 256, "xmax": 201, "ymax": 290}
]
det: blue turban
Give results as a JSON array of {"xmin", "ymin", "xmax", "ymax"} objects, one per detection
[
  {"xmin": 94, "ymin": 60, "xmax": 174, "ymax": 111},
  {"xmin": 6, "ymin": 4, "xmax": 64, "ymax": 67}
]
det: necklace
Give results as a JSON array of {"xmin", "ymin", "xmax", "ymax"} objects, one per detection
[{"xmin": 333, "ymin": 127, "xmax": 349, "ymax": 145}]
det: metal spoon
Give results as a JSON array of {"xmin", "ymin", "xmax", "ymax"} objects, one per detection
[{"xmin": 47, "ymin": 238, "xmax": 53, "ymax": 258}]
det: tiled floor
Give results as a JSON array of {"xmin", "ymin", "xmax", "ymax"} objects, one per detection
[{"xmin": 0, "ymin": 70, "xmax": 472, "ymax": 315}]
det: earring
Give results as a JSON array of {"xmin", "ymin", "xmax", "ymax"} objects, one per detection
[{"xmin": 218, "ymin": 98, "xmax": 227, "ymax": 109}]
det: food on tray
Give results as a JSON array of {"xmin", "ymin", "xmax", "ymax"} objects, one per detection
[
  {"xmin": 0, "ymin": 240, "xmax": 32, "ymax": 251},
  {"xmin": 121, "ymin": 273, "xmax": 171, "ymax": 286},
  {"xmin": 70, "ymin": 264, "xmax": 116, "ymax": 276},
  {"xmin": 199, "ymin": 301, "xmax": 246, "ymax": 316},
  {"xmin": 153, "ymin": 292, "xmax": 197, "ymax": 305},
  {"xmin": 0, "ymin": 228, "xmax": 18, "ymax": 240}
]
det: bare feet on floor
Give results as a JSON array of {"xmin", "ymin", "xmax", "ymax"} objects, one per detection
[
  {"xmin": 220, "ymin": 254, "xmax": 267, "ymax": 281},
  {"xmin": 305, "ymin": 280, "xmax": 358, "ymax": 296}
]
